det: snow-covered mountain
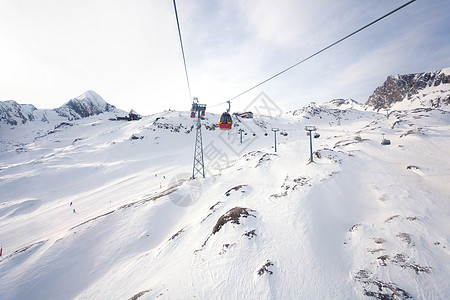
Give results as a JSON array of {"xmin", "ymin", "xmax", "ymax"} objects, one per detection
[
  {"xmin": 0, "ymin": 90, "xmax": 124, "ymax": 126},
  {"xmin": 285, "ymin": 98, "xmax": 371, "ymax": 127},
  {"xmin": 54, "ymin": 90, "xmax": 119, "ymax": 120},
  {"xmin": 365, "ymin": 68, "xmax": 450, "ymax": 110},
  {"xmin": 1, "ymin": 78, "xmax": 449, "ymax": 299},
  {"xmin": 0, "ymin": 100, "xmax": 38, "ymax": 125}
]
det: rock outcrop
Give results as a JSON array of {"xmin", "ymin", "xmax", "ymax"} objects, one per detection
[{"xmin": 366, "ymin": 69, "xmax": 450, "ymax": 110}]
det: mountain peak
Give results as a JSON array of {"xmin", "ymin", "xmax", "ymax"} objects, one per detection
[
  {"xmin": 74, "ymin": 90, "xmax": 106, "ymax": 103},
  {"xmin": 325, "ymin": 98, "xmax": 363, "ymax": 109},
  {"xmin": 0, "ymin": 91, "xmax": 123, "ymax": 125},
  {"xmin": 55, "ymin": 90, "xmax": 117, "ymax": 120},
  {"xmin": 365, "ymin": 68, "xmax": 450, "ymax": 110}
]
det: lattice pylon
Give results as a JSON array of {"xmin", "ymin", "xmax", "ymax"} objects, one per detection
[{"xmin": 192, "ymin": 113, "xmax": 205, "ymax": 179}]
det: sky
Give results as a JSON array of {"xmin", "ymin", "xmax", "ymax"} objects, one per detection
[{"xmin": 0, "ymin": 0, "xmax": 449, "ymax": 115}]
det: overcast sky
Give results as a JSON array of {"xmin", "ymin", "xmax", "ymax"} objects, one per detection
[{"xmin": 1, "ymin": 0, "xmax": 449, "ymax": 115}]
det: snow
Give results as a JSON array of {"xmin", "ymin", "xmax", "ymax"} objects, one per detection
[
  {"xmin": 389, "ymin": 81, "xmax": 450, "ymax": 111},
  {"xmin": 74, "ymin": 90, "xmax": 106, "ymax": 102},
  {"xmin": 0, "ymin": 100, "xmax": 37, "ymax": 125},
  {"xmin": 322, "ymin": 98, "xmax": 364, "ymax": 110},
  {"xmin": 0, "ymin": 100, "xmax": 449, "ymax": 299}
]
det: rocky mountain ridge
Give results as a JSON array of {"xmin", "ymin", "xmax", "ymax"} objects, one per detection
[
  {"xmin": 365, "ymin": 68, "xmax": 450, "ymax": 110},
  {"xmin": 0, "ymin": 90, "xmax": 122, "ymax": 126},
  {"xmin": 2, "ymin": 68, "xmax": 449, "ymax": 126},
  {"xmin": 0, "ymin": 101, "xmax": 38, "ymax": 125}
]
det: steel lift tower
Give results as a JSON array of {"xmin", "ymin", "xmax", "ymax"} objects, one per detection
[{"xmin": 191, "ymin": 98, "xmax": 206, "ymax": 179}]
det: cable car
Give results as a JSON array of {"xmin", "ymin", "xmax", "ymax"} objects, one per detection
[
  {"xmin": 219, "ymin": 113, "xmax": 232, "ymax": 130},
  {"xmin": 190, "ymin": 98, "xmax": 202, "ymax": 118},
  {"xmin": 190, "ymin": 100, "xmax": 196, "ymax": 118},
  {"xmin": 218, "ymin": 101, "xmax": 232, "ymax": 130},
  {"xmin": 381, "ymin": 134, "xmax": 390, "ymax": 145},
  {"xmin": 190, "ymin": 98, "xmax": 206, "ymax": 119},
  {"xmin": 381, "ymin": 138, "xmax": 391, "ymax": 145}
]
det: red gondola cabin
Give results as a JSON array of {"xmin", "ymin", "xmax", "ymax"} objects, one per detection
[{"xmin": 218, "ymin": 112, "xmax": 232, "ymax": 130}]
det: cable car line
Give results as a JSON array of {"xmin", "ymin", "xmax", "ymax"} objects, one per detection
[
  {"xmin": 172, "ymin": 0, "xmax": 192, "ymax": 103},
  {"xmin": 210, "ymin": 0, "xmax": 417, "ymax": 108}
]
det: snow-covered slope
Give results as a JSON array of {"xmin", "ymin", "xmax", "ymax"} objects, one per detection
[
  {"xmin": 0, "ymin": 99, "xmax": 449, "ymax": 299},
  {"xmin": 285, "ymin": 98, "xmax": 372, "ymax": 128}
]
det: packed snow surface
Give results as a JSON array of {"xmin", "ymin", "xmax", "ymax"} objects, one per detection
[{"xmin": 0, "ymin": 103, "xmax": 449, "ymax": 299}]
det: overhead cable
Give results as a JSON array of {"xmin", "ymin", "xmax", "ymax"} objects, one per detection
[
  {"xmin": 213, "ymin": 0, "xmax": 417, "ymax": 107},
  {"xmin": 172, "ymin": 0, "xmax": 193, "ymax": 102}
]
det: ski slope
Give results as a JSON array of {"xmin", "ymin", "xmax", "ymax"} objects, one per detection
[{"xmin": 0, "ymin": 101, "xmax": 449, "ymax": 299}]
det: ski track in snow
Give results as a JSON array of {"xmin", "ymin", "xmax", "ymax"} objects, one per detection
[{"xmin": 0, "ymin": 103, "xmax": 449, "ymax": 299}]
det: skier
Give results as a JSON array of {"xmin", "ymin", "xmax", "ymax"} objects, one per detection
[
  {"xmin": 0, "ymin": 246, "xmax": 3, "ymax": 257},
  {"xmin": 73, "ymin": 208, "xmax": 76, "ymax": 213},
  {"xmin": 70, "ymin": 202, "xmax": 73, "ymax": 206}
]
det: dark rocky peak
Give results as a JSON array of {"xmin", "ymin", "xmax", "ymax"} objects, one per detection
[
  {"xmin": 0, "ymin": 100, "xmax": 37, "ymax": 125},
  {"xmin": 55, "ymin": 90, "xmax": 117, "ymax": 120},
  {"xmin": 365, "ymin": 68, "xmax": 450, "ymax": 110}
]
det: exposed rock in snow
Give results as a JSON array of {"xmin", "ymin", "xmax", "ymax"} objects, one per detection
[
  {"xmin": 257, "ymin": 260, "xmax": 274, "ymax": 276},
  {"xmin": 0, "ymin": 90, "xmax": 124, "ymax": 125},
  {"xmin": 54, "ymin": 90, "xmax": 118, "ymax": 120},
  {"xmin": 365, "ymin": 68, "xmax": 450, "ymax": 110},
  {"xmin": 0, "ymin": 100, "xmax": 37, "ymax": 125},
  {"xmin": 212, "ymin": 207, "xmax": 256, "ymax": 234},
  {"xmin": 324, "ymin": 98, "xmax": 364, "ymax": 110}
]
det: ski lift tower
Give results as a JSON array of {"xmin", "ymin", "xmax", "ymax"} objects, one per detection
[
  {"xmin": 191, "ymin": 98, "xmax": 206, "ymax": 179},
  {"xmin": 272, "ymin": 128, "xmax": 279, "ymax": 152},
  {"xmin": 305, "ymin": 126, "xmax": 317, "ymax": 162}
]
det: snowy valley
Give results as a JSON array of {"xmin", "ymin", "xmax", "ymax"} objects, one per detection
[{"xmin": 0, "ymin": 69, "xmax": 449, "ymax": 299}]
